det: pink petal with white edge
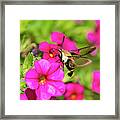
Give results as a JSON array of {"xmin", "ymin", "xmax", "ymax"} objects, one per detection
[
  {"xmin": 25, "ymin": 68, "xmax": 39, "ymax": 79},
  {"xmin": 47, "ymin": 81, "xmax": 65, "ymax": 96},
  {"xmin": 36, "ymin": 59, "xmax": 51, "ymax": 75},
  {"xmin": 47, "ymin": 68, "xmax": 64, "ymax": 81},
  {"xmin": 47, "ymin": 62, "xmax": 60, "ymax": 75},
  {"xmin": 39, "ymin": 42, "xmax": 50, "ymax": 52},
  {"xmin": 36, "ymin": 85, "xmax": 51, "ymax": 100}
]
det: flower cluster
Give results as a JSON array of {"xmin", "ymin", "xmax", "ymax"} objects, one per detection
[
  {"xmin": 87, "ymin": 20, "xmax": 100, "ymax": 55},
  {"xmin": 20, "ymin": 28, "xmax": 100, "ymax": 100}
]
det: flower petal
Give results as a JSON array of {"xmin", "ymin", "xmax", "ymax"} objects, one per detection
[
  {"xmin": 62, "ymin": 37, "xmax": 78, "ymax": 51},
  {"xmin": 43, "ymin": 53, "xmax": 50, "ymax": 59},
  {"xmin": 51, "ymin": 32, "xmax": 64, "ymax": 44},
  {"xmin": 76, "ymin": 94, "xmax": 84, "ymax": 100},
  {"xmin": 25, "ymin": 68, "xmax": 39, "ymax": 79},
  {"xmin": 87, "ymin": 32, "xmax": 96, "ymax": 43},
  {"xmin": 49, "ymin": 44, "xmax": 59, "ymax": 49},
  {"xmin": 34, "ymin": 60, "xmax": 42, "ymax": 74},
  {"xmin": 25, "ymin": 68, "xmax": 39, "ymax": 89},
  {"xmin": 25, "ymin": 78, "xmax": 39, "ymax": 89},
  {"xmin": 95, "ymin": 33, "xmax": 100, "ymax": 48},
  {"xmin": 46, "ymin": 83, "xmax": 56, "ymax": 95},
  {"xmin": 51, "ymin": 32, "xmax": 78, "ymax": 52},
  {"xmin": 35, "ymin": 59, "xmax": 51, "ymax": 75},
  {"xmin": 96, "ymin": 20, "xmax": 100, "ymax": 27},
  {"xmin": 64, "ymin": 83, "xmax": 75, "ymax": 97},
  {"xmin": 39, "ymin": 42, "xmax": 50, "ymax": 52},
  {"xmin": 25, "ymin": 88, "xmax": 37, "ymax": 100},
  {"xmin": 47, "ymin": 81, "xmax": 65, "ymax": 96},
  {"xmin": 47, "ymin": 68, "xmax": 64, "ymax": 81},
  {"xmin": 48, "ymin": 58, "xmax": 58, "ymax": 63},
  {"xmin": 36, "ymin": 85, "xmax": 51, "ymax": 100},
  {"xmin": 20, "ymin": 93, "xmax": 27, "ymax": 100},
  {"xmin": 47, "ymin": 62, "xmax": 60, "ymax": 75},
  {"xmin": 92, "ymin": 71, "xmax": 100, "ymax": 94},
  {"xmin": 75, "ymin": 84, "xmax": 84, "ymax": 94}
]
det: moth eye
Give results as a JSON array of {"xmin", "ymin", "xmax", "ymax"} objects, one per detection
[
  {"xmin": 69, "ymin": 63, "xmax": 75, "ymax": 67},
  {"xmin": 69, "ymin": 62, "xmax": 75, "ymax": 68}
]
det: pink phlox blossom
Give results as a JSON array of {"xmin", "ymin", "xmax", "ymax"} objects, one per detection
[
  {"xmin": 87, "ymin": 20, "xmax": 100, "ymax": 48},
  {"xmin": 25, "ymin": 59, "xmax": 65, "ymax": 100},
  {"xmin": 64, "ymin": 83, "xmax": 84, "ymax": 100},
  {"xmin": 39, "ymin": 41, "xmax": 62, "ymax": 65},
  {"xmin": 51, "ymin": 32, "xmax": 79, "ymax": 54},
  {"xmin": 87, "ymin": 20, "xmax": 100, "ymax": 56},
  {"xmin": 92, "ymin": 71, "xmax": 100, "ymax": 94}
]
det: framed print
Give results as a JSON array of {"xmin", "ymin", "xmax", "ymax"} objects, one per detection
[{"xmin": 0, "ymin": 0, "xmax": 119, "ymax": 119}]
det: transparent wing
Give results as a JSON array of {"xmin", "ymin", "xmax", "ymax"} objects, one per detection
[
  {"xmin": 70, "ymin": 46, "xmax": 96, "ymax": 56},
  {"xmin": 74, "ymin": 57, "xmax": 92, "ymax": 67}
]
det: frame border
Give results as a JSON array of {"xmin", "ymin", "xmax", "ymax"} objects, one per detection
[{"xmin": 0, "ymin": 0, "xmax": 119, "ymax": 119}]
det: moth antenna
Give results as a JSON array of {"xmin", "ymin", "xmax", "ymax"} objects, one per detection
[{"xmin": 61, "ymin": 35, "xmax": 65, "ymax": 47}]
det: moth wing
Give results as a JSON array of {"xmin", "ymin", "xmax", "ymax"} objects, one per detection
[
  {"xmin": 74, "ymin": 57, "xmax": 92, "ymax": 67},
  {"xmin": 70, "ymin": 46, "xmax": 96, "ymax": 56}
]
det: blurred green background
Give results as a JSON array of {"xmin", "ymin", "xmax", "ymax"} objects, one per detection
[{"xmin": 20, "ymin": 20, "xmax": 100, "ymax": 100}]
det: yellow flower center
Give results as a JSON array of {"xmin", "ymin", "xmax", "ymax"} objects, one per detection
[
  {"xmin": 70, "ymin": 94, "xmax": 77, "ymax": 100},
  {"xmin": 49, "ymin": 53, "xmax": 54, "ymax": 58},
  {"xmin": 39, "ymin": 76, "xmax": 46, "ymax": 85}
]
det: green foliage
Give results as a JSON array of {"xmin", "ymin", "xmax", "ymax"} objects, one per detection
[
  {"xmin": 56, "ymin": 96, "xmax": 64, "ymax": 100},
  {"xmin": 22, "ymin": 52, "xmax": 33, "ymax": 75}
]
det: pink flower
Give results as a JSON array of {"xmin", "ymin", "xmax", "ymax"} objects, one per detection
[
  {"xmin": 25, "ymin": 59, "xmax": 65, "ymax": 100},
  {"xmin": 87, "ymin": 20, "xmax": 100, "ymax": 48},
  {"xmin": 39, "ymin": 42, "xmax": 62, "ymax": 64},
  {"xmin": 92, "ymin": 71, "xmax": 100, "ymax": 94},
  {"xmin": 20, "ymin": 88, "xmax": 37, "ymax": 100},
  {"xmin": 20, "ymin": 93, "xmax": 27, "ymax": 100},
  {"xmin": 51, "ymin": 32, "xmax": 79, "ymax": 54},
  {"xmin": 64, "ymin": 83, "xmax": 84, "ymax": 100}
]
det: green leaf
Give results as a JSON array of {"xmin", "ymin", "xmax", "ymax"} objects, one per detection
[
  {"xmin": 56, "ymin": 96, "xmax": 64, "ymax": 100},
  {"xmin": 84, "ymin": 88, "xmax": 94, "ymax": 100},
  {"xmin": 20, "ymin": 89, "xmax": 24, "ymax": 94},
  {"xmin": 93, "ymin": 92, "xmax": 100, "ymax": 100},
  {"xmin": 23, "ymin": 52, "xmax": 33, "ymax": 75},
  {"xmin": 20, "ymin": 81, "xmax": 27, "ymax": 89},
  {"xmin": 20, "ymin": 65, "xmax": 24, "ymax": 79}
]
